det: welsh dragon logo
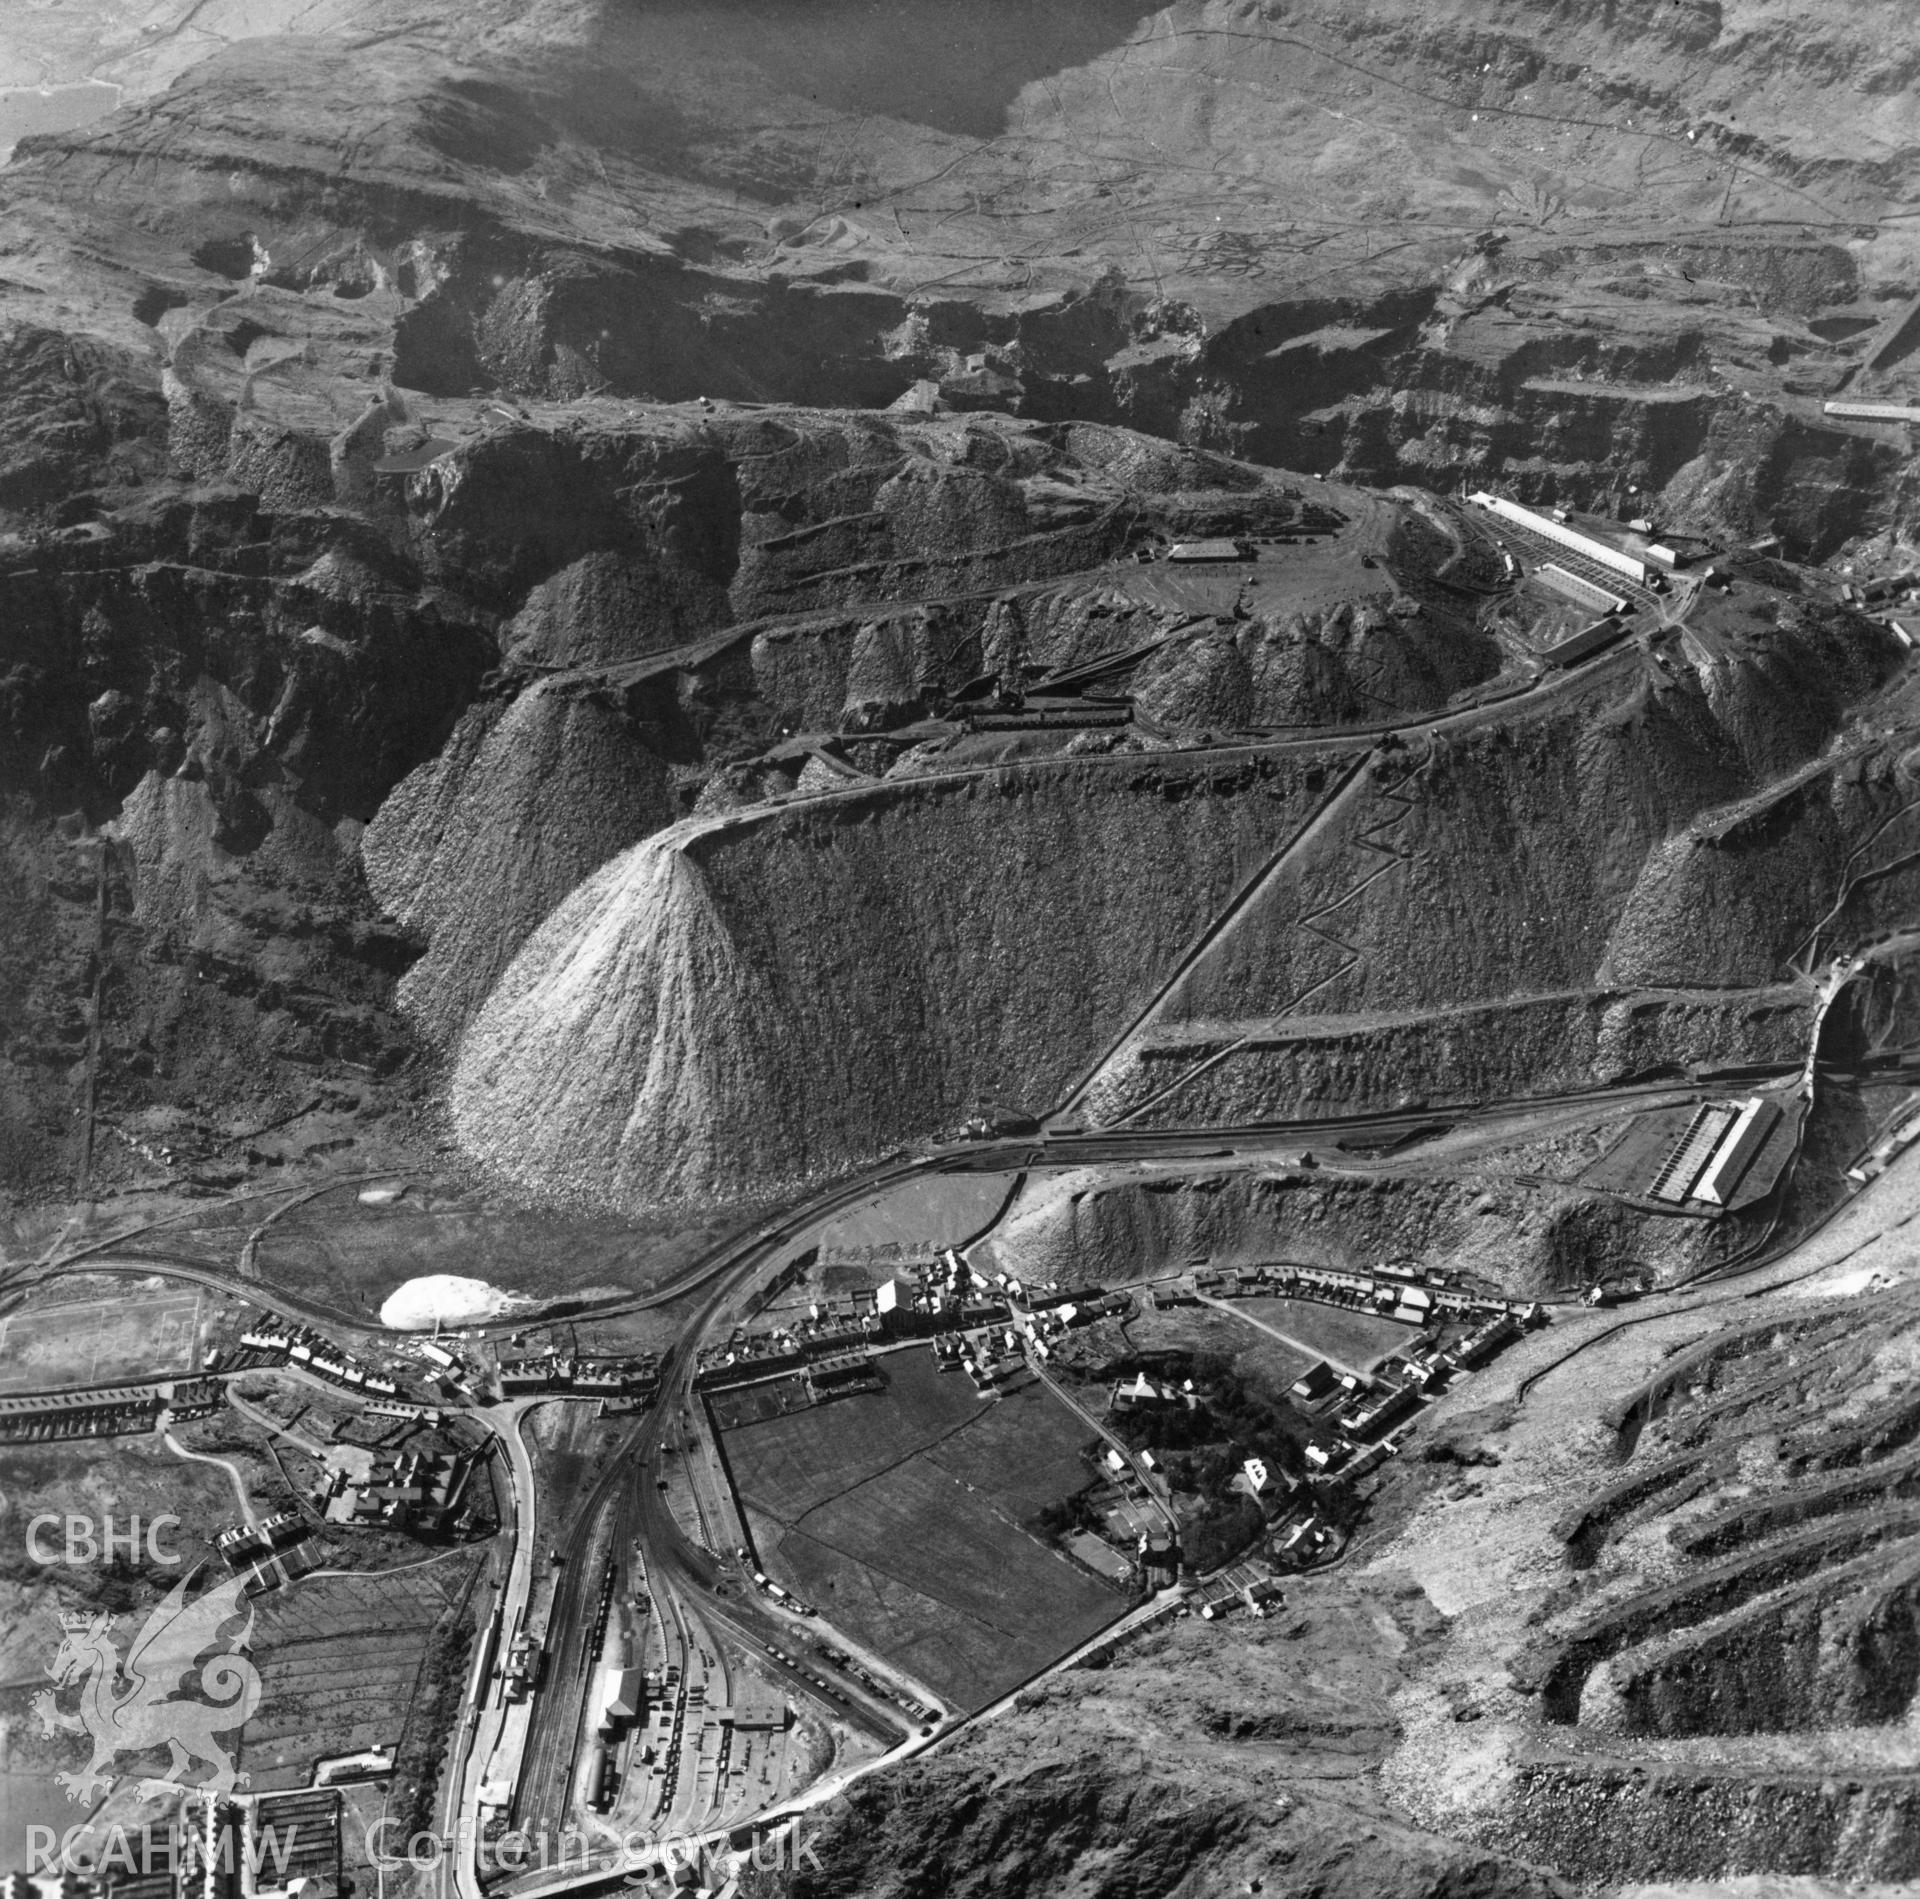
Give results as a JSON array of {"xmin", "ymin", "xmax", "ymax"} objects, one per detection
[{"xmin": 33, "ymin": 1568, "xmax": 263, "ymax": 1802}]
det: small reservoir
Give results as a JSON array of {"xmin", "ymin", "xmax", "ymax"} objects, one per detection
[{"xmin": 0, "ymin": 79, "xmax": 122, "ymax": 161}]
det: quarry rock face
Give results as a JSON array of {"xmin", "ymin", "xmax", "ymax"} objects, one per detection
[
  {"xmin": 5, "ymin": 0, "xmax": 1920, "ymax": 569},
  {"xmin": 795, "ymin": 1746, "xmax": 1575, "ymax": 1899},
  {"xmin": 9, "ymin": 3, "xmax": 1920, "ymax": 1893}
]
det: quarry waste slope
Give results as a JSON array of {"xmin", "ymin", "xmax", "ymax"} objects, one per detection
[
  {"xmin": 1359, "ymin": 1154, "xmax": 1920, "ymax": 1885},
  {"xmin": 980, "ymin": 1161, "xmax": 1728, "ymax": 1300},
  {"xmin": 451, "ymin": 750, "xmax": 1330, "ymax": 1209},
  {"xmin": 361, "ymin": 680, "xmax": 679, "ymax": 1045},
  {"xmin": 1160, "ymin": 607, "xmax": 1901, "ymax": 1027},
  {"xmin": 452, "ymin": 576, "xmax": 1904, "ymax": 1216}
]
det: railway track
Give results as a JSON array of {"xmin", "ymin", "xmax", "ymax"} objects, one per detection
[{"xmin": 509, "ymin": 1428, "xmax": 645, "ymax": 1837}]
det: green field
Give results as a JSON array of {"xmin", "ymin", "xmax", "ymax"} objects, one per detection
[
  {"xmin": 811, "ymin": 1172, "xmax": 1020, "ymax": 1256},
  {"xmin": 1120, "ymin": 1302, "xmax": 1316, "ymax": 1396},
  {"xmin": 722, "ymin": 1349, "xmax": 1122, "ymax": 1709},
  {"xmin": 239, "ymin": 1561, "xmax": 483, "ymax": 1793},
  {"xmin": 923, "ymin": 1379, "xmax": 1094, "ymax": 1520},
  {"xmin": 0, "ymin": 1287, "xmax": 202, "ymax": 1392},
  {"xmin": 253, "ymin": 1182, "xmax": 752, "ymax": 1317},
  {"xmin": 1238, "ymin": 1296, "xmax": 1412, "ymax": 1372},
  {"xmin": 708, "ymin": 1375, "xmax": 814, "ymax": 1430},
  {"xmin": 719, "ymin": 1348, "xmax": 983, "ymax": 1516}
]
